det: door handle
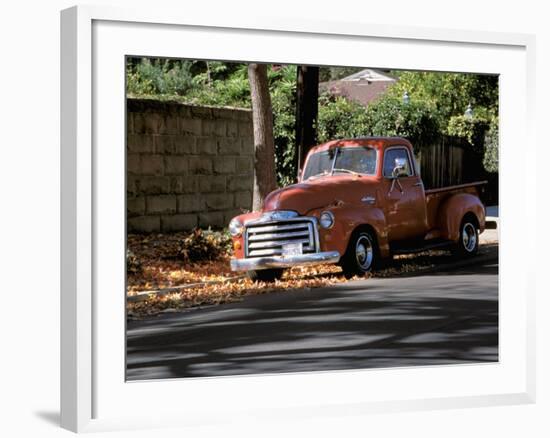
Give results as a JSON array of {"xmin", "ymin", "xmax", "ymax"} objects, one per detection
[
  {"xmin": 413, "ymin": 182, "xmax": 423, "ymax": 187},
  {"xmin": 388, "ymin": 178, "xmax": 404, "ymax": 195},
  {"xmin": 361, "ymin": 196, "xmax": 376, "ymax": 205}
]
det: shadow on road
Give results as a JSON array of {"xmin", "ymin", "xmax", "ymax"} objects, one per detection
[{"xmin": 127, "ymin": 267, "xmax": 498, "ymax": 380}]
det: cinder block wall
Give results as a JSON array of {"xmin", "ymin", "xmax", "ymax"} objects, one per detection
[{"xmin": 127, "ymin": 98, "xmax": 254, "ymax": 233}]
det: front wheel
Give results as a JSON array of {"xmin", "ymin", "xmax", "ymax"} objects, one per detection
[
  {"xmin": 247, "ymin": 268, "xmax": 284, "ymax": 282},
  {"xmin": 340, "ymin": 230, "xmax": 378, "ymax": 279},
  {"xmin": 453, "ymin": 218, "xmax": 479, "ymax": 257}
]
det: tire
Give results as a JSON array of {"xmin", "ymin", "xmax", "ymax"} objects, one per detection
[
  {"xmin": 340, "ymin": 229, "xmax": 378, "ymax": 278},
  {"xmin": 247, "ymin": 268, "xmax": 284, "ymax": 282},
  {"xmin": 453, "ymin": 216, "xmax": 479, "ymax": 257}
]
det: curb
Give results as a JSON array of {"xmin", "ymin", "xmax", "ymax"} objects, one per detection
[{"xmin": 127, "ymin": 274, "xmax": 247, "ymax": 303}]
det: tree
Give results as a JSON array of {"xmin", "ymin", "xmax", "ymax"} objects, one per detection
[
  {"xmin": 248, "ymin": 63, "xmax": 277, "ymax": 210},
  {"xmin": 370, "ymin": 71, "xmax": 499, "ymax": 173},
  {"xmin": 385, "ymin": 71, "xmax": 498, "ymax": 132},
  {"xmin": 295, "ymin": 66, "xmax": 319, "ymax": 176}
]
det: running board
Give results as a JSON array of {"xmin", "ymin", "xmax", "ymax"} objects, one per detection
[{"xmin": 391, "ymin": 239, "xmax": 452, "ymax": 255}]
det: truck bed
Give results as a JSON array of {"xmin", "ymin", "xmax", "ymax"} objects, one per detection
[{"xmin": 425, "ymin": 181, "xmax": 487, "ymax": 232}]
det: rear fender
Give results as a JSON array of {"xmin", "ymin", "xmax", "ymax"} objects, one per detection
[{"xmin": 438, "ymin": 193, "xmax": 485, "ymax": 241}]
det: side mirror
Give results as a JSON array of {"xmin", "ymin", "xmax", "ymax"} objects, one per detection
[{"xmin": 392, "ymin": 157, "xmax": 408, "ymax": 178}]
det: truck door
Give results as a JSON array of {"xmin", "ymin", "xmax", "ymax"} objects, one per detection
[{"xmin": 382, "ymin": 146, "xmax": 428, "ymax": 241}]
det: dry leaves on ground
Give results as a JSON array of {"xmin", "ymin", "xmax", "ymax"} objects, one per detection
[{"xmin": 127, "ymin": 232, "xmax": 497, "ymax": 317}]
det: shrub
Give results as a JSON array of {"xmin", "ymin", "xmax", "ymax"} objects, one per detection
[
  {"xmin": 446, "ymin": 110, "xmax": 499, "ymax": 173},
  {"xmin": 447, "ymin": 112, "xmax": 490, "ymax": 148},
  {"xmin": 317, "ymin": 94, "xmax": 370, "ymax": 141},
  {"xmin": 385, "ymin": 71, "xmax": 498, "ymax": 125},
  {"xmin": 175, "ymin": 228, "xmax": 232, "ymax": 262},
  {"xmin": 127, "ymin": 58, "xmax": 195, "ymax": 96},
  {"xmin": 363, "ymin": 96, "xmax": 440, "ymax": 147},
  {"xmin": 187, "ymin": 64, "xmax": 251, "ymax": 107},
  {"xmin": 483, "ymin": 117, "xmax": 499, "ymax": 173}
]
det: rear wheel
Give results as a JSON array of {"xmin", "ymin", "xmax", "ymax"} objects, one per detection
[
  {"xmin": 247, "ymin": 268, "xmax": 284, "ymax": 282},
  {"xmin": 453, "ymin": 217, "xmax": 479, "ymax": 257},
  {"xmin": 340, "ymin": 229, "xmax": 378, "ymax": 278}
]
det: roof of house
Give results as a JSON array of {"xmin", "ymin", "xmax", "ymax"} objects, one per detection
[{"xmin": 320, "ymin": 68, "xmax": 396, "ymax": 107}]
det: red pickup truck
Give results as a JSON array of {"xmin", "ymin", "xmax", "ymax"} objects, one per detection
[{"xmin": 228, "ymin": 137, "xmax": 486, "ymax": 281}]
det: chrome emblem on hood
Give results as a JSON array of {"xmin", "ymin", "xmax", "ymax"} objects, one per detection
[
  {"xmin": 245, "ymin": 210, "xmax": 299, "ymax": 225},
  {"xmin": 267, "ymin": 210, "xmax": 299, "ymax": 221}
]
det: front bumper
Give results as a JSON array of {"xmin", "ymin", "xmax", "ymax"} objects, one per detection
[{"xmin": 230, "ymin": 251, "xmax": 341, "ymax": 272}]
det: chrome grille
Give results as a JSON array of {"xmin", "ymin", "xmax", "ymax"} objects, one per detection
[{"xmin": 245, "ymin": 219, "xmax": 318, "ymax": 257}]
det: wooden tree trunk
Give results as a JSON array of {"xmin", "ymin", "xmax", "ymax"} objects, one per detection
[
  {"xmin": 248, "ymin": 63, "xmax": 277, "ymax": 211},
  {"xmin": 295, "ymin": 66, "xmax": 319, "ymax": 177}
]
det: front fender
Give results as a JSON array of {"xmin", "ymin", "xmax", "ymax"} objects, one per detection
[
  {"xmin": 438, "ymin": 193, "xmax": 485, "ymax": 241},
  {"xmin": 308, "ymin": 204, "xmax": 390, "ymax": 258}
]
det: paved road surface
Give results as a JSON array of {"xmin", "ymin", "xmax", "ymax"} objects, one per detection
[{"xmin": 127, "ymin": 261, "xmax": 498, "ymax": 380}]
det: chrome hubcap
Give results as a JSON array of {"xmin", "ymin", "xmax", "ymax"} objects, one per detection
[
  {"xmin": 355, "ymin": 235, "xmax": 374, "ymax": 270},
  {"xmin": 462, "ymin": 223, "xmax": 477, "ymax": 252}
]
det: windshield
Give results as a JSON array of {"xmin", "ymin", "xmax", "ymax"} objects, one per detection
[{"xmin": 302, "ymin": 146, "xmax": 377, "ymax": 180}]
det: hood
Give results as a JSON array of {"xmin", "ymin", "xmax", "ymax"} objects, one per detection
[{"xmin": 263, "ymin": 175, "xmax": 378, "ymax": 215}]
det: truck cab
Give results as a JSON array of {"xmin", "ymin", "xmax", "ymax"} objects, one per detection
[{"xmin": 228, "ymin": 137, "xmax": 486, "ymax": 281}]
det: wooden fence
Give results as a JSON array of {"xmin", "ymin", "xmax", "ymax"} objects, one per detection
[{"xmin": 417, "ymin": 136, "xmax": 497, "ymax": 204}]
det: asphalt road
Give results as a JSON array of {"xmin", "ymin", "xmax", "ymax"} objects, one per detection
[{"xmin": 126, "ymin": 260, "xmax": 498, "ymax": 380}]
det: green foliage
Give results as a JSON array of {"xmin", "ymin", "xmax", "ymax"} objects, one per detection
[
  {"xmin": 318, "ymin": 71, "xmax": 498, "ymax": 155},
  {"xmin": 126, "ymin": 58, "xmax": 195, "ymax": 96},
  {"xmin": 387, "ymin": 71, "xmax": 498, "ymax": 124},
  {"xmin": 483, "ymin": 117, "xmax": 499, "ymax": 173},
  {"xmin": 363, "ymin": 97, "xmax": 440, "ymax": 146},
  {"xmin": 384, "ymin": 71, "xmax": 499, "ymax": 171},
  {"xmin": 317, "ymin": 94, "xmax": 370, "ymax": 141},
  {"xmin": 189, "ymin": 64, "xmax": 251, "ymax": 107},
  {"xmin": 269, "ymin": 66, "xmax": 298, "ymax": 186},
  {"xmin": 447, "ymin": 114, "xmax": 489, "ymax": 148},
  {"xmin": 317, "ymin": 94, "xmax": 440, "ymax": 147},
  {"xmin": 127, "ymin": 58, "xmax": 251, "ymax": 107}
]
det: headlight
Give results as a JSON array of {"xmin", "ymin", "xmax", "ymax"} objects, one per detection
[
  {"xmin": 319, "ymin": 211, "xmax": 335, "ymax": 229},
  {"xmin": 228, "ymin": 218, "xmax": 244, "ymax": 237}
]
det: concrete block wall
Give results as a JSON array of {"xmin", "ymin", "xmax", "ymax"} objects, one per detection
[{"xmin": 127, "ymin": 98, "xmax": 254, "ymax": 233}]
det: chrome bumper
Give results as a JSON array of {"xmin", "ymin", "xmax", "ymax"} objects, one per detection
[{"xmin": 230, "ymin": 251, "xmax": 341, "ymax": 272}]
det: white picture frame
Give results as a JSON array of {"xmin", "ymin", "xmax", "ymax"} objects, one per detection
[{"xmin": 60, "ymin": 5, "xmax": 536, "ymax": 433}]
